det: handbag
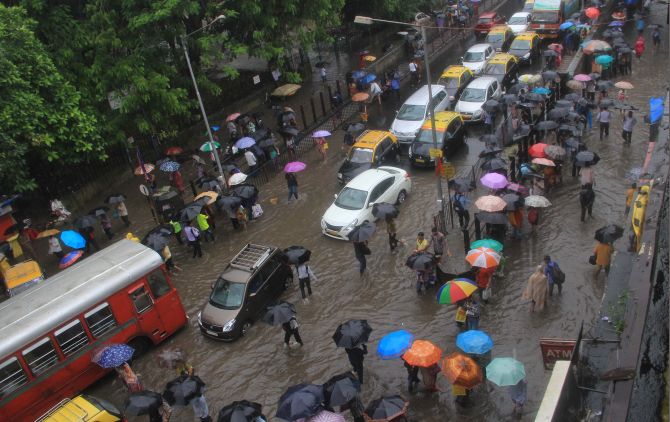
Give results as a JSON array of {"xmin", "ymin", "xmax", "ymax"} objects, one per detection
[{"xmin": 588, "ymin": 255, "xmax": 597, "ymax": 265}]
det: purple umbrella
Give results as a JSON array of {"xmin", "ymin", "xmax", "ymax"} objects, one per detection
[
  {"xmin": 235, "ymin": 137, "xmax": 256, "ymax": 149},
  {"xmin": 313, "ymin": 130, "xmax": 332, "ymax": 138},
  {"xmin": 284, "ymin": 161, "xmax": 307, "ymax": 173},
  {"xmin": 480, "ymin": 173, "xmax": 508, "ymax": 190},
  {"xmin": 573, "ymin": 74, "xmax": 592, "ymax": 82}
]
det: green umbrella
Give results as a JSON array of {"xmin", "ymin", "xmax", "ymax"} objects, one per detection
[
  {"xmin": 200, "ymin": 141, "xmax": 221, "ymax": 152},
  {"xmin": 486, "ymin": 357, "xmax": 525, "ymax": 386},
  {"xmin": 470, "ymin": 238, "xmax": 503, "ymax": 253}
]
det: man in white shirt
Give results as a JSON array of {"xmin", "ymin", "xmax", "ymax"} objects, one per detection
[
  {"xmin": 244, "ymin": 149, "xmax": 258, "ymax": 174},
  {"xmin": 296, "ymin": 263, "xmax": 317, "ymax": 300},
  {"xmin": 622, "ymin": 110, "xmax": 637, "ymax": 144},
  {"xmin": 597, "ymin": 106, "xmax": 611, "ymax": 140},
  {"xmin": 409, "ymin": 60, "xmax": 418, "ymax": 87},
  {"xmin": 368, "ymin": 81, "xmax": 382, "ymax": 105}
]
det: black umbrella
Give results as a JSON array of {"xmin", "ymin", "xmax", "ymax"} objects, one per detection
[
  {"xmin": 547, "ymin": 108, "xmax": 569, "ymax": 120},
  {"xmin": 163, "ymin": 375, "xmax": 206, "ymax": 406},
  {"xmin": 332, "ymin": 319, "xmax": 372, "ymax": 349},
  {"xmin": 178, "ymin": 203, "xmax": 203, "ymax": 222},
  {"xmin": 595, "ymin": 224, "xmax": 624, "ymax": 243},
  {"xmin": 347, "ymin": 122, "xmax": 366, "ymax": 133},
  {"xmin": 502, "ymin": 193, "xmax": 522, "ymax": 210},
  {"xmin": 231, "ymin": 184, "xmax": 258, "ymax": 200},
  {"xmin": 323, "ymin": 372, "xmax": 362, "ymax": 407},
  {"xmin": 600, "ymin": 98, "xmax": 615, "ymax": 108},
  {"xmin": 372, "ymin": 203, "xmax": 399, "ymax": 219},
  {"xmin": 517, "ymin": 124, "xmax": 532, "ymax": 137},
  {"xmin": 543, "ymin": 49, "xmax": 558, "ymax": 57},
  {"xmin": 147, "ymin": 225, "xmax": 173, "ymax": 237},
  {"xmin": 564, "ymin": 137, "xmax": 583, "ymax": 150},
  {"xmin": 565, "ymin": 111, "xmax": 581, "ymax": 121},
  {"xmin": 479, "ymin": 146, "xmax": 503, "ymax": 157},
  {"xmin": 124, "ymin": 390, "xmax": 164, "ymax": 416},
  {"xmin": 576, "ymin": 151, "xmax": 601, "ymax": 166},
  {"xmin": 555, "ymin": 99, "xmax": 573, "ymax": 108},
  {"xmin": 523, "ymin": 92, "xmax": 545, "ymax": 102},
  {"xmin": 502, "ymin": 93, "xmax": 518, "ymax": 104},
  {"xmin": 217, "ymin": 400, "xmax": 264, "ymax": 422},
  {"xmin": 589, "ymin": 72, "xmax": 601, "ymax": 80},
  {"xmin": 542, "ymin": 70, "xmax": 558, "ymax": 81},
  {"xmin": 507, "ymin": 83, "xmax": 528, "ymax": 95},
  {"xmin": 479, "ymin": 134, "xmax": 499, "ymax": 144},
  {"xmin": 105, "ymin": 193, "xmax": 126, "ymax": 204},
  {"xmin": 235, "ymin": 113, "xmax": 250, "ymax": 124},
  {"xmin": 617, "ymin": 46, "xmax": 632, "ymax": 54},
  {"xmin": 596, "ymin": 80, "xmax": 614, "ymax": 91},
  {"xmin": 276, "ymin": 383, "xmax": 324, "ymax": 421},
  {"xmin": 258, "ymin": 138, "xmax": 275, "ymax": 148},
  {"xmin": 283, "ymin": 246, "xmax": 311, "ymax": 264},
  {"xmin": 262, "ymin": 301, "xmax": 296, "ymax": 325},
  {"xmin": 251, "ymin": 128, "xmax": 270, "ymax": 141},
  {"xmin": 279, "ymin": 127, "xmax": 299, "ymax": 137},
  {"xmin": 448, "ymin": 178, "xmax": 474, "ymax": 194},
  {"xmin": 648, "ymin": 24, "xmax": 663, "ymax": 29},
  {"xmin": 558, "ymin": 124, "xmax": 579, "ymax": 133},
  {"xmin": 364, "ymin": 395, "xmax": 408, "ymax": 421},
  {"xmin": 482, "ymin": 99, "xmax": 500, "ymax": 113},
  {"xmin": 476, "ymin": 211, "xmax": 508, "ymax": 225},
  {"xmin": 406, "ymin": 252, "xmax": 435, "ymax": 271},
  {"xmin": 198, "ymin": 178, "xmax": 219, "ymax": 189},
  {"xmin": 348, "ymin": 221, "xmax": 376, "ymax": 242},
  {"xmin": 73, "ymin": 215, "xmax": 97, "ymax": 229},
  {"xmin": 564, "ymin": 93, "xmax": 581, "ymax": 102},
  {"xmin": 480, "ymin": 158, "xmax": 507, "ymax": 172},
  {"xmin": 602, "ymin": 29, "xmax": 614, "ymax": 39},
  {"xmin": 535, "ymin": 120, "xmax": 558, "ymax": 131},
  {"xmin": 614, "ymin": 102, "xmax": 638, "ymax": 110},
  {"xmin": 144, "ymin": 233, "xmax": 170, "ymax": 251},
  {"xmin": 88, "ymin": 206, "xmax": 110, "ymax": 216},
  {"xmin": 216, "ymin": 195, "xmax": 243, "ymax": 212}
]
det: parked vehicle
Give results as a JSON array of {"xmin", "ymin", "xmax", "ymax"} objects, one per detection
[
  {"xmin": 37, "ymin": 395, "xmax": 123, "ymax": 422},
  {"xmin": 485, "ymin": 25, "xmax": 516, "ymax": 52},
  {"xmin": 509, "ymin": 32, "xmax": 542, "ymax": 65},
  {"xmin": 390, "ymin": 85, "xmax": 451, "ymax": 144},
  {"xmin": 474, "ymin": 12, "xmax": 506, "ymax": 38},
  {"xmin": 409, "ymin": 111, "xmax": 467, "ymax": 166},
  {"xmin": 530, "ymin": 0, "xmax": 579, "ymax": 39},
  {"xmin": 0, "ymin": 240, "xmax": 187, "ymax": 422},
  {"xmin": 508, "ymin": 12, "xmax": 532, "ymax": 34},
  {"xmin": 321, "ymin": 167, "xmax": 412, "ymax": 240},
  {"xmin": 460, "ymin": 43, "xmax": 495, "ymax": 75},
  {"xmin": 454, "ymin": 77, "xmax": 502, "ymax": 122},
  {"xmin": 437, "ymin": 65, "xmax": 475, "ymax": 105},
  {"xmin": 337, "ymin": 131, "xmax": 400, "ymax": 184},
  {"xmin": 481, "ymin": 53, "xmax": 520, "ymax": 89},
  {"xmin": 198, "ymin": 244, "xmax": 293, "ymax": 341},
  {"xmin": 0, "ymin": 253, "xmax": 44, "ymax": 297}
]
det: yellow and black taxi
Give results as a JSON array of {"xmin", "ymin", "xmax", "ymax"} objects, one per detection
[
  {"xmin": 508, "ymin": 31, "xmax": 541, "ymax": 65},
  {"xmin": 481, "ymin": 53, "xmax": 519, "ymax": 89},
  {"xmin": 409, "ymin": 111, "xmax": 466, "ymax": 167},
  {"xmin": 37, "ymin": 395, "xmax": 123, "ymax": 422},
  {"xmin": 437, "ymin": 65, "xmax": 475, "ymax": 105},
  {"xmin": 485, "ymin": 25, "xmax": 516, "ymax": 52},
  {"xmin": 337, "ymin": 130, "xmax": 400, "ymax": 183}
]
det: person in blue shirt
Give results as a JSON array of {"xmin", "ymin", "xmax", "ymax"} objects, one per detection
[{"xmin": 544, "ymin": 255, "xmax": 562, "ymax": 296}]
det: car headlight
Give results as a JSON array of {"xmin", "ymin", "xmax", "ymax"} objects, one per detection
[
  {"xmin": 337, "ymin": 172, "xmax": 343, "ymax": 179},
  {"xmin": 523, "ymin": 53, "xmax": 530, "ymax": 59},
  {"xmin": 320, "ymin": 219, "xmax": 327, "ymax": 229},
  {"xmin": 222, "ymin": 319, "xmax": 236, "ymax": 332},
  {"xmin": 197, "ymin": 311, "xmax": 202, "ymax": 325},
  {"xmin": 343, "ymin": 219, "xmax": 358, "ymax": 233},
  {"xmin": 474, "ymin": 110, "xmax": 482, "ymax": 118}
]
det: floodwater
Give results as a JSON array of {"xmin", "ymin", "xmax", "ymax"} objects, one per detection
[{"xmin": 81, "ymin": 9, "xmax": 669, "ymax": 422}]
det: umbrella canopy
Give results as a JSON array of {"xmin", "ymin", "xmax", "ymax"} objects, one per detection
[
  {"xmin": 73, "ymin": 215, "xmax": 97, "ymax": 229},
  {"xmin": 364, "ymin": 396, "xmax": 408, "ymax": 421},
  {"xmin": 480, "ymin": 173, "xmax": 508, "ymax": 190},
  {"xmin": 235, "ymin": 137, "xmax": 256, "ymax": 150},
  {"xmin": 280, "ymin": 127, "xmax": 300, "ymax": 137},
  {"xmin": 542, "ymin": 70, "xmax": 559, "ymax": 81},
  {"xmin": 313, "ymin": 130, "xmax": 331, "ymax": 138},
  {"xmin": 144, "ymin": 233, "xmax": 170, "ymax": 252},
  {"xmin": 466, "ymin": 247, "xmax": 501, "ymax": 268},
  {"xmin": 177, "ymin": 203, "xmax": 203, "ymax": 222},
  {"xmin": 333, "ymin": 319, "xmax": 372, "ymax": 348},
  {"xmin": 585, "ymin": 7, "xmax": 600, "ymax": 19},
  {"xmin": 436, "ymin": 278, "xmax": 478, "ymax": 304},
  {"xmin": 36, "ymin": 228, "xmax": 61, "ymax": 239},
  {"xmin": 596, "ymin": 55, "xmax": 614, "ymax": 66},
  {"xmin": 216, "ymin": 196, "xmax": 243, "ymax": 213},
  {"xmin": 194, "ymin": 191, "xmax": 219, "ymax": 205},
  {"xmin": 106, "ymin": 193, "xmax": 126, "ymax": 204},
  {"xmin": 163, "ymin": 375, "xmax": 206, "ymax": 406},
  {"xmin": 165, "ymin": 146, "xmax": 184, "ymax": 156},
  {"xmin": 532, "ymin": 87, "xmax": 551, "ymax": 96},
  {"xmin": 200, "ymin": 141, "xmax": 221, "ymax": 152},
  {"xmin": 231, "ymin": 184, "xmax": 258, "ymax": 200},
  {"xmin": 470, "ymin": 238, "xmax": 503, "ymax": 253},
  {"xmin": 507, "ymin": 83, "xmax": 529, "ymax": 94},
  {"xmin": 576, "ymin": 151, "xmax": 601, "ymax": 166},
  {"xmin": 159, "ymin": 161, "xmax": 180, "ymax": 173},
  {"xmin": 59, "ymin": 250, "xmax": 84, "ymax": 269},
  {"xmin": 567, "ymin": 80, "xmax": 584, "ymax": 90},
  {"xmin": 308, "ymin": 410, "xmax": 346, "ymax": 422},
  {"xmin": 479, "ymin": 146, "xmax": 503, "ymax": 158},
  {"xmin": 92, "ymin": 344, "xmax": 134, "ymax": 368},
  {"xmin": 519, "ymin": 74, "xmax": 541, "ymax": 84},
  {"xmin": 402, "ymin": 340, "xmax": 442, "ymax": 367},
  {"xmin": 524, "ymin": 195, "xmax": 552, "ymax": 208},
  {"xmin": 535, "ymin": 120, "xmax": 559, "ymax": 131},
  {"xmin": 124, "ymin": 391, "xmax": 164, "ymax": 416},
  {"xmin": 532, "ymin": 157, "xmax": 556, "ymax": 167},
  {"xmin": 502, "ymin": 193, "xmax": 522, "ymax": 210},
  {"xmin": 482, "ymin": 99, "xmax": 500, "ymax": 112},
  {"xmin": 582, "ymin": 39, "xmax": 610, "ymax": 55},
  {"xmin": 547, "ymin": 108, "xmax": 569, "ymax": 120},
  {"xmin": 352, "ymin": 92, "xmax": 370, "ymax": 102},
  {"xmin": 614, "ymin": 102, "xmax": 638, "ymax": 111},
  {"xmin": 608, "ymin": 20, "xmax": 624, "ymax": 27},
  {"xmin": 258, "ymin": 138, "xmax": 275, "ymax": 148},
  {"xmin": 361, "ymin": 74, "xmax": 377, "ymax": 84},
  {"xmin": 228, "ymin": 173, "xmax": 248, "ymax": 186},
  {"xmin": 486, "ymin": 357, "xmax": 526, "ymax": 386},
  {"xmin": 506, "ymin": 183, "xmax": 529, "ymax": 196},
  {"xmin": 217, "ymin": 400, "xmax": 264, "ymax": 422},
  {"xmin": 480, "ymin": 158, "xmax": 507, "ymax": 172},
  {"xmin": 456, "ymin": 330, "xmax": 494, "ymax": 355},
  {"xmin": 348, "ymin": 222, "xmax": 376, "ymax": 242},
  {"xmin": 276, "ymin": 383, "xmax": 324, "ymax": 421},
  {"xmin": 263, "ymin": 301, "xmax": 296, "ymax": 325},
  {"xmin": 372, "ymin": 203, "xmax": 399, "ymax": 219},
  {"xmin": 544, "ymin": 145, "xmax": 566, "ymax": 160},
  {"xmin": 595, "ymin": 224, "xmax": 624, "ymax": 243},
  {"xmin": 284, "ymin": 246, "xmax": 312, "ymax": 265},
  {"xmin": 377, "ymin": 330, "xmax": 414, "ymax": 360},
  {"xmin": 347, "ymin": 122, "xmax": 366, "ymax": 133},
  {"xmin": 596, "ymin": 80, "xmax": 614, "ymax": 91},
  {"xmin": 614, "ymin": 81, "xmax": 634, "ymax": 90},
  {"xmin": 528, "ymin": 143, "xmax": 548, "ymax": 158},
  {"xmin": 559, "ymin": 21, "xmax": 574, "ymax": 30},
  {"xmin": 271, "ymin": 84, "xmax": 302, "ymax": 97},
  {"xmin": 476, "ymin": 211, "xmax": 508, "ymax": 225},
  {"xmin": 406, "ymin": 253, "xmax": 435, "ymax": 271},
  {"xmin": 134, "ymin": 163, "xmax": 155, "ymax": 175},
  {"xmin": 323, "ymin": 372, "xmax": 361, "ymax": 407},
  {"xmin": 60, "ymin": 230, "xmax": 86, "ymax": 249},
  {"xmin": 502, "ymin": 93, "xmax": 519, "ymax": 104},
  {"xmin": 543, "ymin": 49, "xmax": 558, "ymax": 58},
  {"xmin": 474, "ymin": 195, "xmax": 507, "ymax": 212},
  {"xmin": 441, "ymin": 352, "xmax": 483, "ymax": 389},
  {"xmin": 449, "ymin": 178, "xmax": 474, "ymax": 194},
  {"xmin": 226, "ymin": 112, "xmax": 241, "ymax": 122},
  {"xmin": 284, "ymin": 161, "xmax": 307, "ymax": 173},
  {"xmin": 88, "ymin": 206, "xmax": 110, "ymax": 217}
]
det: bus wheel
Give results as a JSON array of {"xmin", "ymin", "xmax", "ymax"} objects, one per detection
[{"xmin": 128, "ymin": 336, "xmax": 152, "ymax": 357}]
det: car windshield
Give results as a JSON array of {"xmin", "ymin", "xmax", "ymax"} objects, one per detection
[
  {"xmin": 210, "ymin": 278, "xmax": 246, "ymax": 309},
  {"xmin": 464, "ymin": 51, "xmax": 484, "ymax": 62},
  {"xmin": 438, "ymin": 76, "xmax": 460, "ymax": 89},
  {"xmin": 348, "ymin": 148, "xmax": 374, "ymax": 164},
  {"xmin": 397, "ymin": 104, "xmax": 426, "ymax": 121},
  {"xmin": 478, "ymin": 18, "xmax": 493, "ymax": 24},
  {"xmin": 532, "ymin": 11, "xmax": 559, "ymax": 23},
  {"xmin": 510, "ymin": 39, "xmax": 531, "ymax": 50},
  {"xmin": 460, "ymin": 88, "xmax": 486, "ymax": 102},
  {"xmin": 335, "ymin": 187, "xmax": 368, "ymax": 210},
  {"xmin": 486, "ymin": 33, "xmax": 504, "ymax": 42},
  {"xmin": 509, "ymin": 16, "xmax": 527, "ymax": 24},
  {"xmin": 483, "ymin": 63, "xmax": 506, "ymax": 74},
  {"xmin": 416, "ymin": 129, "xmax": 445, "ymax": 144}
]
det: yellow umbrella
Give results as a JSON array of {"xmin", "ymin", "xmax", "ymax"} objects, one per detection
[
  {"xmin": 363, "ymin": 55, "xmax": 377, "ymax": 62},
  {"xmin": 36, "ymin": 228, "xmax": 61, "ymax": 239},
  {"xmin": 194, "ymin": 191, "xmax": 219, "ymax": 205},
  {"xmin": 271, "ymin": 84, "xmax": 302, "ymax": 97}
]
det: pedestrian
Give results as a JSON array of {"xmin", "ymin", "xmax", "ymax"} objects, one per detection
[
  {"xmin": 510, "ymin": 379, "xmax": 528, "ymax": 416},
  {"xmin": 170, "ymin": 170, "xmax": 186, "ymax": 195},
  {"xmin": 597, "ymin": 107, "xmax": 610, "ymax": 140},
  {"xmin": 402, "ymin": 358, "xmax": 420, "ymax": 393},
  {"xmin": 635, "ymin": 35, "xmax": 645, "ymax": 59},
  {"xmin": 162, "ymin": 245, "xmax": 180, "ymax": 272},
  {"xmin": 342, "ymin": 131, "xmax": 354, "ymax": 153},
  {"xmin": 227, "ymin": 120, "xmax": 238, "ymax": 142},
  {"xmin": 48, "ymin": 235, "xmax": 64, "ymax": 260},
  {"xmin": 452, "ymin": 192, "xmax": 470, "ymax": 228},
  {"xmin": 235, "ymin": 205, "xmax": 248, "ymax": 231},
  {"xmin": 244, "ymin": 149, "xmax": 258, "ymax": 174},
  {"xmin": 430, "ymin": 226, "xmax": 450, "ymax": 259},
  {"xmin": 196, "ymin": 211, "xmax": 214, "ymax": 242},
  {"xmin": 353, "ymin": 240, "xmax": 370, "ymax": 276},
  {"xmin": 586, "ymin": 81, "xmax": 596, "ymax": 102},
  {"xmin": 286, "ymin": 172, "xmax": 298, "ymax": 202},
  {"xmin": 652, "ymin": 28, "xmax": 661, "ymax": 52},
  {"xmin": 190, "ymin": 390, "xmax": 212, "ymax": 422},
  {"xmin": 419, "ymin": 363, "xmax": 441, "ymax": 393},
  {"xmin": 368, "ymin": 80, "xmax": 382, "ymax": 105},
  {"xmin": 81, "ymin": 227, "xmax": 100, "ymax": 253},
  {"xmin": 580, "ymin": 165, "xmax": 595, "ymax": 189},
  {"xmin": 296, "ymin": 261, "xmax": 316, "ymax": 300},
  {"xmin": 315, "ymin": 137, "xmax": 328, "ymax": 161},
  {"xmin": 464, "ymin": 297, "xmax": 480, "ymax": 330},
  {"xmin": 100, "ymin": 213, "xmax": 114, "ymax": 240},
  {"xmin": 414, "ymin": 232, "xmax": 429, "ymax": 253},
  {"xmin": 527, "ymin": 206, "xmax": 540, "ymax": 231},
  {"xmin": 387, "ymin": 217, "xmax": 399, "ymax": 251},
  {"xmin": 522, "ymin": 265, "xmax": 548, "ymax": 312},
  {"xmin": 455, "ymin": 300, "xmax": 467, "ymax": 331},
  {"xmin": 169, "ymin": 218, "xmax": 183, "ymax": 245},
  {"xmin": 593, "ymin": 240, "xmax": 613, "ymax": 276},
  {"xmin": 345, "ymin": 343, "xmax": 367, "ymax": 383},
  {"xmin": 508, "ymin": 208, "xmax": 523, "ymax": 239},
  {"xmin": 483, "ymin": 109, "xmax": 493, "ymax": 134},
  {"xmin": 282, "ymin": 314, "xmax": 303, "ymax": 347},
  {"xmin": 543, "ymin": 255, "xmax": 564, "ymax": 296},
  {"xmin": 391, "ymin": 73, "xmax": 401, "ymax": 102},
  {"xmin": 475, "ymin": 266, "xmax": 495, "ymax": 303},
  {"xmin": 320, "ymin": 65, "xmax": 327, "ymax": 82},
  {"xmin": 580, "ymin": 185, "xmax": 595, "ymax": 222},
  {"xmin": 116, "ymin": 201, "xmax": 131, "ymax": 227},
  {"xmin": 409, "ymin": 59, "xmax": 419, "ymax": 87},
  {"xmin": 285, "ymin": 135, "xmax": 297, "ymax": 159},
  {"xmin": 625, "ymin": 182, "xmax": 637, "ymax": 215},
  {"xmin": 622, "ymin": 110, "xmax": 637, "ymax": 145},
  {"xmin": 115, "ymin": 362, "xmax": 143, "ymax": 392},
  {"xmin": 183, "ymin": 222, "xmax": 203, "ymax": 258}
]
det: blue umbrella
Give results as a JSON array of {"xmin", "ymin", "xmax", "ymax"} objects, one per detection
[
  {"xmin": 361, "ymin": 74, "xmax": 377, "ymax": 84},
  {"xmin": 559, "ymin": 21, "xmax": 575, "ymax": 30},
  {"xmin": 235, "ymin": 137, "xmax": 256, "ymax": 149},
  {"xmin": 595, "ymin": 55, "xmax": 614, "ymax": 65},
  {"xmin": 211, "ymin": 125, "xmax": 220, "ymax": 131},
  {"xmin": 377, "ymin": 330, "xmax": 414, "ymax": 360},
  {"xmin": 60, "ymin": 230, "xmax": 86, "ymax": 249},
  {"xmin": 159, "ymin": 161, "xmax": 180, "ymax": 172},
  {"xmin": 650, "ymin": 97, "xmax": 664, "ymax": 123},
  {"xmin": 92, "ymin": 344, "xmax": 135, "ymax": 368},
  {"xmin": 532, "ymin": 87, "xmax": 551, "ymax": 95},
  {"xmin": 351, "ymin": 70, "xmax": 366, "ymax": 80},
  {"xmin": 456, "ymin": 330, "xmax": 494, "ymax": 355},
  {"xmin": 608, "ymin": 21, "xmax": 624, "ymax": 27}
]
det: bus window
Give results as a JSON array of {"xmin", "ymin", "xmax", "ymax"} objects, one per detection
[
  {"xmin": 147, "ymin": 270, "xmax": 170, "ymax": 299},
  {"xmin": 55, "ymin": 320, "xmax": 89, "ymax": 357},
  {"xmin": 22, "ymin": 338, "xmax": 58, "ymax": 376},
  {"xmin": 129, "ymin": 287, "xmax": 153, "ymax": 313},
  {"xmin": 0, "ymin": 357, "xmax": 28, "ymax": 398},
  {"xmin": 84, "ymin": 303, "xmax": 117, "ymax": 338}
]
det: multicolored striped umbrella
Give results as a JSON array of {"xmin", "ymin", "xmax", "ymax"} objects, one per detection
[
  {"xmin": 402, "ymin": 340, "xmax": 442, "ymax": 368},
  {"xmin": 59, "ymin": 250, "xmax": 83, "ymax": 269},
  {"xmin": 436, "ymin": 278, "xmax": 478, "ymax": 304},
  {"xmin": 466, "ymin": 247, "xmax": 501, "ymax": 268}
]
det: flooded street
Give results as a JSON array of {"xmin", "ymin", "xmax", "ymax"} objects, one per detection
[{"xmin": 82, "ymin": 12, "xmax": 668, "ymax": 421}]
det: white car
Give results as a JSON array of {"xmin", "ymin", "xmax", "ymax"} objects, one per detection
[
  {"xmin": 508, "ymin": 12, "xmax": 531, "ymax": 34},
  {"xmin": 461, "ymin": 44, "xmax": 495, "ymax": 75},
  {"xmin": 454, "ymin": 77, "xmax": 502, "ymax": 122},
  {"xmin": 321, "ymin": 167, "xmax": 412, "ymax": 240},
  {"xmin": 390, "ymin": 85, "xmax": 451, "ymax": 144}
]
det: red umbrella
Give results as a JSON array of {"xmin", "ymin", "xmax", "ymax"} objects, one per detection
[
  {"xmin": 165, "ymin": 146, "xmax": 184, "ymax": 156},
  {"xmin": 585, "ymin": 7, "xmax": 600, "ymax": 19},
  {"xmin": 528, "ymin": 143, "xmax": 548, "ymax": 158}
]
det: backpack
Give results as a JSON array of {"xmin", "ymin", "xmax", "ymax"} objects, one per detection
[{"xmin": 550, "ymin": 263, "xmax": 566, "ymax": 284}]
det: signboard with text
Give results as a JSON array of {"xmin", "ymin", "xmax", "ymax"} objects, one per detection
[{"xmin": 540, "ymin": 338, "xmax": 576, "ymax": 369}]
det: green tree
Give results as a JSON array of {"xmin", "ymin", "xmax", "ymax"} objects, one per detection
[{"xmin": 0, "ymin": 4, "xmax": 103, "ymax": 192}]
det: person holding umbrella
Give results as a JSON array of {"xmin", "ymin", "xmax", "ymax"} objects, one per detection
[
  {"xmin": 283, "ymin": 314, "xmax": 303, "ymax": 348},
  {"xmin": 286, "ymin": 171, "xmax": 299, "ymax": 202},
  {"xmin": 333, "ymin": 319, "xmax": 372, "ymax": 384},
  {"xmin": 349, "ymin": 222, "xmax": 374, "ymax": 277},
  {"xmin": 386, "ymin": 217, "xmax": 399, "ymax": 251},
  {"xmin": 116, "ymin": 201, "xmax": 131, "ymax": 227},
  {"xmin": 183, "ymin": 221, "xmax": 202, "ymax": 258},
  {"xmin": 313, "ymin": 130, "xmax": 331, "ymax": 161},
  {"xmin": 47, "ymin": 234, "xmax": 64, "ymax": 260},
  {"xmin": 580, "ymin": 185, "xmax": 596, "ymax": 222},
  {"xmin": 593, "ymin": 240, "xmax": 613, "ymax": 276},
  {"xmin": 596, "ymin": 106, "xmax": 611, "ymax": 140}
]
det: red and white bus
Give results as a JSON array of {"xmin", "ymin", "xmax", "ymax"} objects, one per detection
[{"xmin": 0, "ymin": 239, "xmax": 188, "ymax": 421}]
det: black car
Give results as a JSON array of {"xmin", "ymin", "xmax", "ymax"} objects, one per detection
[
  {"xmin": 409, "ymin": 112, "xmax": 466, "ymax": 167},
  {"xmin": 481, "ymin": 55, "xmax": 519, "ymax": 90},
  {"xmin": 508, "ymin": 33, "xmax": 541, "ymax": 66}
]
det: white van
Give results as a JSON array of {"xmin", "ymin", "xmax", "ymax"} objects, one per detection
[
  {"xmin": 390, "ymin": 85, "xmax": 450, "ymax": 144},
  {"xmin": 454, "ymin": 77, "xmax": 502, "ymax": 122}
]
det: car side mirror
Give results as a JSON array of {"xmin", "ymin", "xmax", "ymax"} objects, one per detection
[{"xmin": 459, "ymin": 57, "xmax": 464, "ymax": 64}]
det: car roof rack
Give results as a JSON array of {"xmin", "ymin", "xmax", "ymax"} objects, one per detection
[{"xmin": 230, "ymin": 243, "xmax": 273, "ymax": 271}]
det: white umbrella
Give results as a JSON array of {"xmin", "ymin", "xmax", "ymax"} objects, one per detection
[
  {"xmin": 524, "ymin": 195, "xmax": 552, "ymax": 208},
  {"xmin": 228, "ymin": 172, "xmax": 248, "ymax": 186}
]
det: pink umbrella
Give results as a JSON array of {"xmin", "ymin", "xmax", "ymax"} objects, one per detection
[
  {"xmin": 480, "ymin": 173, "xmax": 508, "ymax": 190},
  {"xmin": 531, "ymin": 157, "xmax": 556, "ymax": 167},
  {"xmin": 284, "ymin": 161, "xmax": 307, "ymax": 173},
  {"xmin": 573, "ymin": 74, "xmax": 592, "ymax": 82},
  {"xmin": 506, "ymin": 183, "xmax": 530, "ymax": 196},
  {"xmin": 313, "ymin": 130, "xmax": 332, "ymax": 138},
  {"xmin": 225, "ymin": 112, "xmax": 241, "ymax": 122},
  {"xmin": 475, "ymin": 195, "xmax": 507, "ymax": 212}
]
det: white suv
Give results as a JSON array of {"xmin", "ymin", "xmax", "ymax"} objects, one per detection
[
  {"xmin": 390, "ymin": 85, "xmax": 451, "ymax": 144},
  {"xmin": 455, "ymin": 77, "xmax": 502, "ymax": 122},
  {"xmin": 508, "ymin": 12, "xmax": 531, "ymax": 34},
  {"xmin": 461, "ymin": 44, "xmax": 495, "ymax": 75}
]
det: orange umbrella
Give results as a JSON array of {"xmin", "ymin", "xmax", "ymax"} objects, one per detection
[
  {"xmin": 194, "ymin": 191, "xmax": 219, "ymax": 205},
  {"xmin": 352, "ymin": 92, "xmax": 370, "ymax": 102},
  {"xmin": 465, "ymin": 247, "xmax": 501, "ymax": 268},
  {"xmin": 474, "ymin": 195, "xmax": 507, "ymax": 212},
  {"xmin": 402, "ymin": 340, "xmax": 442, "ymax": 367},
  {"xmin": 441, "ymin": 352, "xmax": 483, "ymax": 389},
  {"xmin": 585, "ymin": 7, "xmax": 600, "ymax": 19},
  {"xmin": 134, "ymin": 163, "xmax": 155, "ymax": 175}
]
